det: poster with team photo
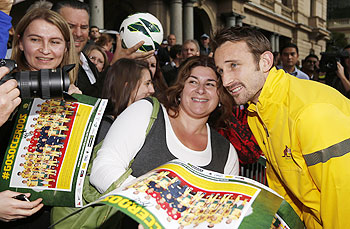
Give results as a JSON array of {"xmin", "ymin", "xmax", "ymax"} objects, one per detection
[
  {"xmin": 0, "ymin": 94, "xmax": 107, "ymax": 207},
  {"xmin": 53, "ymin": 160, "xmax": 303, "ymax": 228}
]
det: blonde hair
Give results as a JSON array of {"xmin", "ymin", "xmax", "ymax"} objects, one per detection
[{"xmin": 11, "ymin": 8, "xmax": 79, "ymax": 83}]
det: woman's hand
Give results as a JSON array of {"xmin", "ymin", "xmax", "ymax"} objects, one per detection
[
  {"xmin": 0, "ymin": 190, "xmax": 43, "ymax": 222},
  {"xmin": 68, "ymin": 84, "xmax": 82, "ymax": 95}
]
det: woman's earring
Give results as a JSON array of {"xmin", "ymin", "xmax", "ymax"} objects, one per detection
[
  {"xmin": 177, "ymin": 97, "xmax": 181, "ymax": 102},
  {"xmin": 218, "ymin": 102, "xmax": 222, "ymax": 107}
]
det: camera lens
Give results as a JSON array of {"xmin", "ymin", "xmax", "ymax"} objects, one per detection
[
  {"xmin": 13, "ymin": 68, "xmax": 71, "ymax": 99},
  {"xmin": 0, "ymin": 60, "xmax": 75, "ymax": 99}
]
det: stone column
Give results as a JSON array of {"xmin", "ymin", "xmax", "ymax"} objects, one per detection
[
  {"xmin": 170, "ymin": 0, "xmax": 183, "ymax": 44},
  {"xmin": 226, "ymin": 15, "xmax": 236, "ymax": 27},
  {"xmin": 183, "ymin": 0, "xmax": 196, "ymax": 41},
  {"xmin": 224, "ymin": 13, "xmax": 245, "ymax": 27},
  {"xmin": 148, "ymin": 0, "xmax": 162, "ymax": 17},
  {"xmin": 90, "ymin": 0, "xmax": 104, "ymax": 28},
  {"xmin": 275, "ymin": 34, "xmax": 280, "ymax": 51},
  {"xmin": 236, "ymin": 16, "xmax": 244, "ymax": 27},
  {"xmin": 270, "ymin": 34, "xmax": 276, "ymax": 52}
]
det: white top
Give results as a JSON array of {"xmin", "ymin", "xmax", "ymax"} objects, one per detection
[{"xmin": 90, "ymin": 100, "xmax": 239, "ymax": 193}]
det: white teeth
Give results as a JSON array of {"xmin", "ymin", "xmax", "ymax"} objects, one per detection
[
  {"xmin": 192, "ymin": 98, "xmax": 208, "ymax": 102},
  {"xmin": 232, "ymin": 86, "xmax": 242, "ymax": 93},
  {"xmin": 37, "ymin": 58, "xmax": 51, "ymax": 61}
]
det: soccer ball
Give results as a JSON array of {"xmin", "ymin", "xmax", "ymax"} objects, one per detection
[{"xmin": 119, "ymin": 12, "xmax": 164, "ymax": 52}]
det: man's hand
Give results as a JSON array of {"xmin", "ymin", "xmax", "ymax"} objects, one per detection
[
  {"xmin": 0, "ymin": 66, "xmax": 21, "ymax": 127},
  {"xmin": 0, "ymin": 0, "xmax": 14, "ymax": 15},
  {"xmin": 0, "ymin": 190, "xmax": 43, "ymax": 222},
  {"xmin": 336, "ymin": 61, "xmax": 346, "ymax": 79},
  {"xmin": 110, "ymin": 34, "xmax": 155, "ymax": 65}
]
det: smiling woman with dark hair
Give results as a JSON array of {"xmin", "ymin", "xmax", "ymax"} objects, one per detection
[{"xmin": 90, "ymin": 55, "xmax": 239, "ymax": 194}]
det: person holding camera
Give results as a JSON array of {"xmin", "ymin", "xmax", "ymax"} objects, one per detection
[
  {"xmin": 334, "ymin": 45, "xmax": 350, "ymax": 96},
  {"xmin": 0, "ymin": 1, "xmax": 44, "ymax": 223},
  {"xmin": 0, "ymin": 66, "xmax": 44, "ymax": 223},
  {"xmin": 0, "ymin": 7, "xmax": 81, "ymax": 227},
  {"xmin": 11, "ymin": 8, "xmax": 81, "ymax": 95}
]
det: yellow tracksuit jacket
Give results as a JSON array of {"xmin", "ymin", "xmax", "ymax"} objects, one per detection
[{"xmin": 247, "ymin": 67, "xmax": 350, "ymax": 228}]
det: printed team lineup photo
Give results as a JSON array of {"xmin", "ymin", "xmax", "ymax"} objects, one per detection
[{"xmin": 0, "ymin": 0, "xmax": 349, "ymax": 228}]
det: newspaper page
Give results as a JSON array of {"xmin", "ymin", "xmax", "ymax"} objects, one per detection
[
  {"xmin": 61, "ymin": 160, "xmax": 303, "ymax": 228},
  {"xmin": 0, "ymin": 94, "xmax": 107, "ymax": 207}
]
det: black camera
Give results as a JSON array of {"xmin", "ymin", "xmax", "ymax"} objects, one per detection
[
  {"xmin": 0, "ymin": 59, "xmax": 75, "ymax": 99},
  {"xmin": 319, "ymin": 50, "xmax": 349, "ymax": 73}
]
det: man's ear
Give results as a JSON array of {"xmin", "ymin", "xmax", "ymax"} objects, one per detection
[{"xmin": 259, "ymin": 51, "xmax": 274, "ymax": 72}]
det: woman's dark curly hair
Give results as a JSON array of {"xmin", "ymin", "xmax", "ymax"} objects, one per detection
[{"xmin": 159, "ymin": 55, "xmax": 234, "ymax": 128}]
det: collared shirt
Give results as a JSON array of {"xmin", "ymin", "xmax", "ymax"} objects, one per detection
[
  {"xmin": 277, "ymin": 65, "xmax": 310, "ymax": 80},
  {"xmin": 80, "ymin": 52, "xmax": 96, "ymax": 84}
]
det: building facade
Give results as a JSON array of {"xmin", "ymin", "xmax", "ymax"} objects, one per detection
[
  {"xmin": 12, "ymin": 0, "xmax": 330, "ymax": 59},
  {"xmin": 327, "ymin": 0, "xmax": 350, "ymax": 45},
  {"xmin": 92, "ymin": 0, "xmax": 330, "ymax": 58}
]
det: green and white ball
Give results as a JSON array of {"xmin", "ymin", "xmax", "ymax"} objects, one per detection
[{"xmin": 119, "ymin": 12, "xmax": 163, "ymax": 52}]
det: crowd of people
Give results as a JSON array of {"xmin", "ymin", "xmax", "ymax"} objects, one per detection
[{"xmin": 0, "ymin": 0, "xmax": 350, "ymax": 228}]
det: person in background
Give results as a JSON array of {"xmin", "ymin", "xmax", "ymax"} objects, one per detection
[
  {"xmin": 217, "ymin": 104, "xmax": 263, "ymax": 165},
  {"xmin": 90, "ymin": 55, "xmax": 239, "ymax": 194},
  {"xmin": 160, "ymin": 39, "xmax": 168, "ymax": 49},
  {"xmin": 162, "ymin": 44, "xmax": 182, "ymax": 86},
  {"xmin": 85, "ymin": 45, "xmax": 109, "ymax": 73},
  {"xmin": 333, "ymin": 45, "xmax": 350, "ymax": 97},
  {"xmin": 182, "ymin": 39, "xmax": 200, "ymax": 60},
  {"xmin": 199, "ymin": 33, "xmax": 212, "ymax": 56},
  {"xmin": 95, "ymin": 58, "xmax": 154, "ymax": 144},
  {"xmin": 272, "ymin": 51, "xmax": 281, "ymax": 67},
  {"xmin": 301, "ymin": 54, "xmax": 319, "ymax": 81},
  {"xmin": 157, "ymin": 33, "xmax": 176, "ymax": 67},
  {"xmin": 145, "ymin": 54, "xmax": 168, "ymax": 100},
  {"xmin": 213, "ymin": 26, "xmax": 350, "ymax": 228},
  {"xmin": 52, "ymin": 0, "xmax": 102, "ymax": 97},
  {"xmin": 89, "ymin": 26, "xmax": 100, "ymax": 43},
  {"xmin": 95, "ymin": 33, "xmax": 114, "ymax": 63},
  {"xmin": 277, "ymin": 43, "xmax": 309, "ymax": 80}
]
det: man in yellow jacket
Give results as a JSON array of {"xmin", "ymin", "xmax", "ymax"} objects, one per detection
[{"xmin": 213, "ymin": 26, "xmax": 350, "ymax": 228}]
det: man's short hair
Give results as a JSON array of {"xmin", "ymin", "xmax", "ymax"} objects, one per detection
[
  {"xmin": 304, "ymin": 54, "xmax": 319, "ymax": 61},
  {"xmin": 212, "ymin": 26, "xmax": 271, "ymax": 66},
  {"xmin": 52, "ymin": 0, "xmax": 90, "ymax": 15},
  {"xmin": 169, "ymin": 44, "xmax": 182, "ymax": 59},
  {"xmin": 90, "ymin": 25, "xmax": 99, "ymax": 32},
  {"xmin": 280, "ymin": 43, "xmax": 299, "ymax": 55}
]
